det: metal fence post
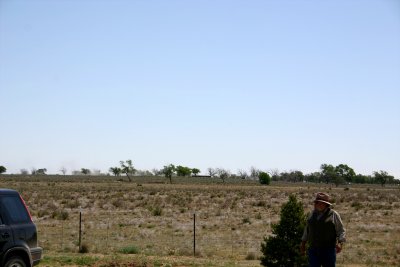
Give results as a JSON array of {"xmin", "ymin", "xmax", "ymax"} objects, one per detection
[
  {"xmin": 193, "ymin": 213, "xmax": 196, "ymax": 257},
  {"xmin": 78, "ymin": 211, "xmax": 82, "ymax": 252},
  {"xmin": 61, "ymin": 220, "xmax": 64, "ymax": 251}
]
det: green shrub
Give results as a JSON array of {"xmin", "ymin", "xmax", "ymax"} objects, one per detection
[
  {"xmin": 152, "ymin": 206, "xmax": 163, "ymax": 216},
  {"xmin": 51, "ymin": 210, "xmax": 69, "ymax": 220},
  {"xmin": 245, "ymin": 252, "xmax": 257, "ymax": 260},
  {"xmin": 260, "ymin": 195, "xmax": 307, "ymax": 267},
  {"xmin": 259, "ymin": 172, "xmax": 271, "ymax": 185},
  {"xmin": 79, "ymin": 243, "xmax": 89, "ymax": 253},
  {"xmin": 118, "ymin": 245, "xmax": 140, "ymax": 254}
]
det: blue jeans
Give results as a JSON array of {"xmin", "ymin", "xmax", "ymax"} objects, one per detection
[{"xmin": 308, "ymin": 247, "xmax": 336, "ymax": 267}]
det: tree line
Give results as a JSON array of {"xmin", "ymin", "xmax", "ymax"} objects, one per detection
[{"xmin": 0, "ymin": 162, "xmax": 398, "ymax": 186}]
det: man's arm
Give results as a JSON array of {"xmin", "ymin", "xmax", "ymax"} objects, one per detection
[
  {"xmin": 300, "ymin": 221, "xmax": 309, "ymax": 255},
  {"xmin": 333, "ymin": 210, "xmax": 346, "ymax": 253},
  {"xmin": 333, "ymin": 210, "xmax": 346, "ymax": 243}
]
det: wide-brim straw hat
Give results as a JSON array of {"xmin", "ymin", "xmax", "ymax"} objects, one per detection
[{"xmin": 314, "ymin": 192, "xmax": 332, "ymax": 206}]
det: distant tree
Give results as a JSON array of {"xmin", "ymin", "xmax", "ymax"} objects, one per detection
[
  {"xmin": 92, "ymin": 169, "xmax": 102, "ymax": 175},
  {"xmin": 109, "ymin": 167, "xmax": 122, "ymax": 176},
  {"xmin": 32, "ymin": 168, "xmax": 47, "ymax": 175},
  {"xmin": 136, "ymin": 169, "xmax": 153, "ymax": 176},
  {"xmin": 0, "ymin": 166, "xmax": 6, "ymax": 174},
  {"xmin": 320, "ymin": 164, "xmax": 337, "ymax": 184},
  {"xmin": 250, "ymin": 166, "xmax": 260, "ymax": 179},
  {"xmin": 335, "ymin": 164, "xmax": 356, "ymax": 184},
  {"xmin": 152, "ymin": 168, "xmax": 162, "ymax": 176},
  {"xmin": 354, "ymin": 174, "xmax": 368, "ymax": 184},
  {"xmin": 280, "ymin": 171, "xmax": 304, "ymax": 183},
  {"xmin": 237, "ymin": 169, "xmax": 249, "ymax": 180},
  {"xmin": 59, "ymin": 167, "xmax": 67, "ymax": 176},
  {"xmin": 353, "ymin": 174, "xmax": 374, "ymax": 184},
  {"xmin": 20, "ymin": 169, "xmax": 29, "ymax": 175},
  {"xmin": 294, "ymin": 171, "xmax": 304, "ymax": 182},
  {"xmin": 72, "ymin": 170, "xmax": 81, "ymax": 175},
  {"xmin": 38, "ymin": 168, "xmax": 47, "ymax": 175},
  {"xmin": 81, "ymin": 168, "xmax": 91, "ymax": 175},
  {"xmin": 259, "ymin": 172, "xmax": 271, "ymax": 185},
  {"xmin": 162, "ymin": 164, "xmax": 176, "ymax": 184},
  {"xmin": 304, "ymin": 172, "xmax": 321, "ymax": 183},
  {"xmin": 260, "ymin": 195, "xmax": 307, "ymax": 267},
  {"xmin": 373, "ymin": 170, "xmax": 394, "ymax": 187},
  {"xmin": 176, "ymin": 165, "xmax": 192, "ymax": 176},
  {"xmin": 191, "ymin": 168, "xmax": 200, "ymax": 176},
  {"xmin": 120, "ymin": 160, "xmax": 136, "ymax": 182},
  {"xmin": 207, "ymin": 168, "xmax": 217, "ymax": 177},
  {"xmin": 216, "ymin": 168, "xmax": 230, "ymax": 183},
  {"xmin": 269, "ymin": 169, "xmax": 280, "ymax": 181},
  {"xmin": 332, "ymin": 174, "xmax": 345, "ymax": 187},
  {"xmin": 320, "ymin": 164, "xmax": 356, "ymax": 186}
]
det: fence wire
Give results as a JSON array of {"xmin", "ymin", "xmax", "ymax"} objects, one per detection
[{"xmin": 37, "ymin": 210, "xmax": 270, "ymax": 259}]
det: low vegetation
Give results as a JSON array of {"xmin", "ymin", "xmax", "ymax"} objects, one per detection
[{"xmin": 1, "ymin": 175, "xmax": 399, "ymax": 266}]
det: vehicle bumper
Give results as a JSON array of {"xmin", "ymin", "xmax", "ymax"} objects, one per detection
[{"xmin": 31, "ymin": 247, "xmax": 42, "ymax": 266}]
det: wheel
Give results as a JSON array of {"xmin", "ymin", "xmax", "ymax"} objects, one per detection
[{"xmin": 4, "ymin": 257, "xmax": 27, "ymax": 267}]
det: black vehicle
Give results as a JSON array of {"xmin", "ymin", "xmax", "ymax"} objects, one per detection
[{"xmin": 0, "ymin": 189, "xmax": 42, "ymax": 267}]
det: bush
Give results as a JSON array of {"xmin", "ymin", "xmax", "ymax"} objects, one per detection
[
  {"xmin": 51, "ymin": 210, "xmax": 69, "ymax": 220},
  {"xmin": 152, "ymin": 206, "xmax": 163, "ymax": 216},
  {"xmin": 245, "ymin": 252, "xmax": 257, "ymax": 260},
  {"xmin": 259, "ymin": 172, "xmax": 271, "ymax": 185},
  {"xmin": 37, "ymin": 209, "xmax": 49, "ymax": 218},
  {"xmin": 260, "ymin": 195, "xmax": 307, "ymax": 267},
  {"xmin": 0, "ymin": 166, "xmax": 6, "ymax": 174},
  {"xmin": 79, "ymin": 243, "xmax": 89, "ymax": 253},
  {"xmin": 118, "ymin": 245, "xmax": 140, "ymax": 254}
]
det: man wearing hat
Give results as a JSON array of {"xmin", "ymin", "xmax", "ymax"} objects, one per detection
[{"xmin": 300, "ymin": 192, "xmax": 346, "ymax": 267}]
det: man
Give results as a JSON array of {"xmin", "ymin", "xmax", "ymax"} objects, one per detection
[{"xmin": 300, "ymin": 192, "xmax": 346, "ymax": 267}]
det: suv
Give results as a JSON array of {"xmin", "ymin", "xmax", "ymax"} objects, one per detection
[{"xmin": 0, "ymin": 189, "xmax": 42, "ymax": 267}]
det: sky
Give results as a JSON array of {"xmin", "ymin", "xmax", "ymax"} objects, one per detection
[{"xmin": 1, "ymin": 0, "xmax": 399, "ymax": 178}]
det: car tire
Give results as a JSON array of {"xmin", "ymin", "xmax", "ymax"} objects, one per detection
[{"xmin": 4, "ymin": 257, "xmax": 27, "ymax": 267}]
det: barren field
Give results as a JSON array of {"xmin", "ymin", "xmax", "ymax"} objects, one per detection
[{"xmin": 1, "ymin": 175, "xmax": 399, "ymax": 266}]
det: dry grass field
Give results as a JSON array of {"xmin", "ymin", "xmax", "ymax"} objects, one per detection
[{"xmin": 1, "ymin": 175, "xmax": 399, "ymax": 266}]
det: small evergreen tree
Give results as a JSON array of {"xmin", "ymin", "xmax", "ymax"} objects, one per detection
[
  {"xmin": 260, "ymin": 195, "xmax": 307, "ymax": 267},
  {"xmin": 259, "ymin": 172, "xmax": 271, "ymax": 185}
]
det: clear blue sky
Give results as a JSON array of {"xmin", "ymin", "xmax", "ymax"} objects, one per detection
[{"xmin": 1, "ymin": 0, "xmax": 399, "ymax": 178}]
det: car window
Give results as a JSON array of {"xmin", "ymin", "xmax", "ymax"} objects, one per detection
[{"xmin": 1, "ymin": 196, "xmax": 30, "ymax": 224}]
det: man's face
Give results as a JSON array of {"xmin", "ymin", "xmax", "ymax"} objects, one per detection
[{"xmin": 314, "ymin": 201, "xmax": 328, "ymax": 212}]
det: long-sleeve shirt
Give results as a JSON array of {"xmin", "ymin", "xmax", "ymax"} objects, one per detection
[{"xmin": 302, "ymin": 208, "xmax": 346, "ymax": 244}]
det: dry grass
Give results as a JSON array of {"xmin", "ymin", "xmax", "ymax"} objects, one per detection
[{"xmin": 1, "ymin": 175, "xmax": 399, "ymax": 266}]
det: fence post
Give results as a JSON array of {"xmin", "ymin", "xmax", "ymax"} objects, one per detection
[
  {"xmin": 193, "ymin": 213, "xmax": 196, "ymax": 257},
  {"xmin": 61, "ymin": 220, "xmax": 64, "ymax": 251},
  {"xmin": 106, "ymin": 220, "xmax": 109, "ymax": 253},
  {"xmin": 78, "ymin": 211, "xmax": 82, "ymax": 252}
]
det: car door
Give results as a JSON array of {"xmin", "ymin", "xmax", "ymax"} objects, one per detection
[
  {"xmin": 0, "ymin": 195, "xmax": 36, "ymax": 248},
  {"xmin": 0, "ymin": 203, "xmax": 14, "ymax": 256}
]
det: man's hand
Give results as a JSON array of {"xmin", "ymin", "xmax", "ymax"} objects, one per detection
[
  {"xmin": 336, "ymin": 243, "xmax": 343, "ymax": 254},
  {"xmin": 300, "ymin": 241, "xmax": 306, "ymax": 256}
]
